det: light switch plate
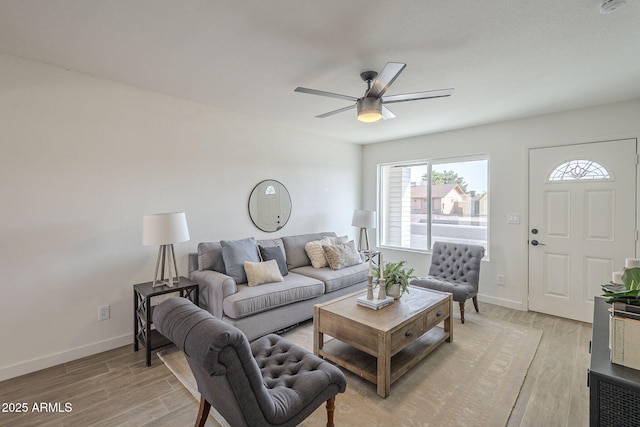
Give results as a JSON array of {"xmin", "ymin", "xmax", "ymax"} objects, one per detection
[{"xmin": 507, "ymin": 213, "xmax": 520, "ymax": 224}]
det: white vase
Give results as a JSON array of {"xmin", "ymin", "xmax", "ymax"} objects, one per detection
[{"xmin": 386, "ymin": 283, "xmax": 402, "ymax": 299}]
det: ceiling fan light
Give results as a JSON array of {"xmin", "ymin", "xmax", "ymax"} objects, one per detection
[{"xmin": 357, "ymin": 97, "xmax": 382, "ymax": 123}]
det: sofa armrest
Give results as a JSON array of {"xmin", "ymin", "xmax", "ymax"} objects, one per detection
[{"xmin": 189, "ymin": 269, "xmax": 237, "ymax": 319}]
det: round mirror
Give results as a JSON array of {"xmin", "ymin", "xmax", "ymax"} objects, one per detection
[{"xmin": 248, "ymin": 180, "xmax": 292, "ymax": 232}]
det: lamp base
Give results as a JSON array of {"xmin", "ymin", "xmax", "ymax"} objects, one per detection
[
  {"xmin": 357, "ymin": 227, "xmax": 371, "ymax": 252},
  {"xmin": 152, "ymin": 279, "xmax": 180, "ymax": 288},
  {"xmin": 152, "ymin": 244, "xmax": 181, "ymax": 288}
]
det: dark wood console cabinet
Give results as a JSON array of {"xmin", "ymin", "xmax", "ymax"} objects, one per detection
[{"xmin": 589, "ymin": 296, "xmax": 640, "ymax": 426}]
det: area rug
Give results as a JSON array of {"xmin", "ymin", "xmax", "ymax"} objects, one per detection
[{"xmin": 158, "ymin": 315, "xmax": 541, "ymax": 427}]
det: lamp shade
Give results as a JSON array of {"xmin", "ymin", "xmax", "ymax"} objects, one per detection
[
  {"xmin": 142, "ymin": 212, "xmax": 190, "ymax": 246},
  {"xmin": 351, "ymin": 210, "xmax": 377, "ymax": 229}
]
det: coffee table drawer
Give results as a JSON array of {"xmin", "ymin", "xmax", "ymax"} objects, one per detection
[
  {"xmin": 426, "ymin": 299, "xmax": 449, "ymax": 329},
  {"xmin": 391, "ymin": 315, "xmax": 426, "ymax": 354}
]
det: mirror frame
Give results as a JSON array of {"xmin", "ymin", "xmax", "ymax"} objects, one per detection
[{"xmin": 248, "ymin": 179, "xmax": 292, "ymax": 233}]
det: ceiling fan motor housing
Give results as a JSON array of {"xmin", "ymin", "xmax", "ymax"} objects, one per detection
[{"xmin": 357, "ymin": 97, "xmax": 382, "ymax": 122}]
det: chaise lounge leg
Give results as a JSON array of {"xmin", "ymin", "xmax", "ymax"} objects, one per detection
[
  {"xmin": 473, "ymin": 296, "xmax": 479, "ymax": 313},
  {"xmin": 326, "ymin": 396, "xmax": 336, "ymax": 427},
  {"xmin": 459, "ymin": 301, "xmax": 465, "ymax": 324},
  {"xmin": 195, "ymin": 396, "xmax": 211, "ymax": 427}
]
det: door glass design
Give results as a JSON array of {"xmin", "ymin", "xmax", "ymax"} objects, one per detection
[{"xmin": 548, "ymin": 159, "xmax": 611, "ymax": 182}]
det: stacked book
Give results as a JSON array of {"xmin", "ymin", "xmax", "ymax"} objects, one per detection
[{"xmin": 357, "ymin": 295, "xmax": 394, "ymax": 310}]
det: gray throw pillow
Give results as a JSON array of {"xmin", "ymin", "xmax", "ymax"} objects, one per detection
[
  {"xmin": 221, "ymin": 237, "xmax": 259, "ymax": 284},
  {"xmin": 258, "ymin": 245, "xmax": 288, "ymax": 276},
  {"xmin": 197, "ymin": 241, "xmax": 225, "ymax": 273}
]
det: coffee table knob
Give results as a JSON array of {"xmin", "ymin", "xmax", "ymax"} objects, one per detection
[
  {"xmin": 405, "ymin": 329, "xmax": 414, "ymax": 337},
  {"xmin": 436, "ymin": 310, "xmax": 442, "ymax": 317}
]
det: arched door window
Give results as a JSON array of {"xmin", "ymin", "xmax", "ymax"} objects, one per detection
[{"xmin": 548, "ymin": 159, "xmax": 611, "ymax": 182}]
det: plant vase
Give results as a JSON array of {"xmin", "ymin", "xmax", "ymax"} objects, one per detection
[
  {"xmin": 374, "ymin": 260, "xmax": 415, "ymax": 300},
  {"xmin": 386, "ymin": 282, "xmax": 402, "ymax": 300}
]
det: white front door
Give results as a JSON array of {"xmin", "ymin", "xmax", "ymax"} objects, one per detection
[{"xmin": 528, "ymin": 139, "xmax": 637, "ymax": 323}]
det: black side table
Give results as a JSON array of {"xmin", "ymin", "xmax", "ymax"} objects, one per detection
[{"xmin": 133, "ymin": 277, "xmax": 199, "ymax": 366}]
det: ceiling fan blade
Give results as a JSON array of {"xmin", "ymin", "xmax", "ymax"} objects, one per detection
[
  {"xmin": 316, "ymin": 103, "xmax": 356, "ymax": 118},
  {"xmin": 366, "ymin": 62, "xmax": 406, "ymax": 98},
  {"xmin": 382, "ymin": 88, "xmax": 454, "ymax": 104},
  {"xmin": 381, "ymin": 106, "xmax": 396, "ymax": 120},
  {"xmin": 295, "ymin": 87, "xmax": 358, "ymax": 102}
]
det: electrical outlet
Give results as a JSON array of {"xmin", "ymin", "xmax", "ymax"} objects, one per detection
[
  {"xmin": 99, "ymin": 305, "xmax": 110, "ymax": 321},
  {"xmin": 497, "ymin": 275, "xmax": 505, "ymax": 286}
]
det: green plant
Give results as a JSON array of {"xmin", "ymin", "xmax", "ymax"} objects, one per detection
[
  {"xmin": 374, "ymin": 261, "xmax": 416, "ymax": 297},
  {"xmin": 602, "ymin": 267, "xmax": 640, "ymax": 305}
]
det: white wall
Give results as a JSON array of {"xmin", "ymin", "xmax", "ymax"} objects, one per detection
[
  {"xmin": 363, "ymin": 99, "xmax": 640, "ymax": 311},
  {"xmin": 0, "ymin": 54, "xmax": 362, "ymax": 380}
]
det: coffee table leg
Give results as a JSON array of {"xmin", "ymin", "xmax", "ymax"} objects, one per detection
[
  {"xmin": 445, "ymin": 294, "xmax": 453, "ymax": 342},
  {"xmin": 313, "ymin": 305, "xmax": 323, "ymax": 356},
  {"xmin": 377, "ymin": 330, "xmax": 391, "ymax": 398}
]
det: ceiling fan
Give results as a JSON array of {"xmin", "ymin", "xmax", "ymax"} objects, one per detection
[{"xmin": 295, "ymin": 62, "xmax": 454, "ymax": 123}]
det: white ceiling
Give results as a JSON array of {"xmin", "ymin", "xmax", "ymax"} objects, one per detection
[{"xmin": 0, "ymin": 1, "xmax": 638, "ymax": 144}]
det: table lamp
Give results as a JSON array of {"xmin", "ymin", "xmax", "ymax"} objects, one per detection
[
  {"xmin": 352, "ymin": 209, "xmax": 376, "ymax": 252},
  {"xmin": 142, "ymin": 212, "xmax": 190, "ymax": 287}
]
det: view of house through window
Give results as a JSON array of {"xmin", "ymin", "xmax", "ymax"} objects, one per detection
[{"xmin": 379, "ymin": 158, "xmax": 488, "ymax": 251}]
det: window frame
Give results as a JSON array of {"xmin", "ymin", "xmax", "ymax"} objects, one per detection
[{"xmin": 376, "ymin": 154, "xmax": 489, "ymax": 254}]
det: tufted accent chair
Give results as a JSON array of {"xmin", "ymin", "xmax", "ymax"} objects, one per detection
[
  {"xmin": 410, "ymin": 241, "xmax": 485, "ymax": 323},
  {"xmin": 153, "ymin": 297, "xmax": 346, "ymax": 427}
]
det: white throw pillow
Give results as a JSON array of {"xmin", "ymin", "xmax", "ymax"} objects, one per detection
[
  {"xmin": 305, "ymin": 237, "xmax": 333, "ymax": 268},
  {"xmin": 244, "ymin": 260, "xmax": 285, "ymax": 287}
]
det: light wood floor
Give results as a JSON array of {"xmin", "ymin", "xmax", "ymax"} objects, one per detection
[{"xmin": 0, "ymin": 303, "xmax": 591, "ymax": 427}]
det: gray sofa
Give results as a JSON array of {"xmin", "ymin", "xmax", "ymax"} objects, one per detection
[{"xmin": 188, "ymin": 232, "xmax": 368, "ymax": 340}]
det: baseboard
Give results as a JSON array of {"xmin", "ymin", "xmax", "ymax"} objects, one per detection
[
  {"xmin": 0, "ymin": 333, "xmax": 132, "ymax": 382},
  {"xmin": 477, "ymin": 294, "xmax": 525, "ymax": 311}
]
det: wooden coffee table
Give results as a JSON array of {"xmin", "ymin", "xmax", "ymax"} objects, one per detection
[{"xmin": 313, "ymin": 286, "xmax": 452, "ymax": 398}]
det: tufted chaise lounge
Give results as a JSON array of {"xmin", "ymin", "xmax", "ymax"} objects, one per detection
[
  {"xmin": 410, "ymin": 241, "xmax": 485, "ymax": 323},
  {"xmin": 153, "ymin": 296, "xmax": 347, "ymax": 427}
]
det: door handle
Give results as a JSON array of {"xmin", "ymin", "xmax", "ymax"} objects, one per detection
[{"xmin": 531, "ymin": 240, "xmax": 546, "ymax": 246}]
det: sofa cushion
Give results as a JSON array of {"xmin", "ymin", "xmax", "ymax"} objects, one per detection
[
  {"xmin": 411, "ymin": 276, "xmax": 476, "ymax": 302},
  {"xmin": 244, "ymin": 260, "xmax": 284, "ymax": 287},
  {"xmin": 291, "ymin": 262, "xmax": 368, "ymax": 293},
  {"xmin": 198, "ymin": 241, "xmax": 226, "ymax": 273},
  {"xmin": 221, "ymin": 237, "xmax": 260, "ymax": 284},
  {"xmin": 282, "ymin": 232, "xmax": 337, "ymax": 269},
  {"xmin": 222, "ymin": 272, "xmax": 325, "ymax": 319},
  {"xmin": 323, "ymin": 240, "xmax": 362, "ymax": 270},
  {"xmin": 258, "ymin": 245, "xmax": 288, "ymax": 276}
]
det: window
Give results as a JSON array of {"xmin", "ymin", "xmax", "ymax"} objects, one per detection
[
  {"xmin": 378, "ymin": 157, "xmax": 488, "ymax": 251},
  {"xmin": 548, "ymin": 159, "xmax": 611, "ymax": 182}
]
